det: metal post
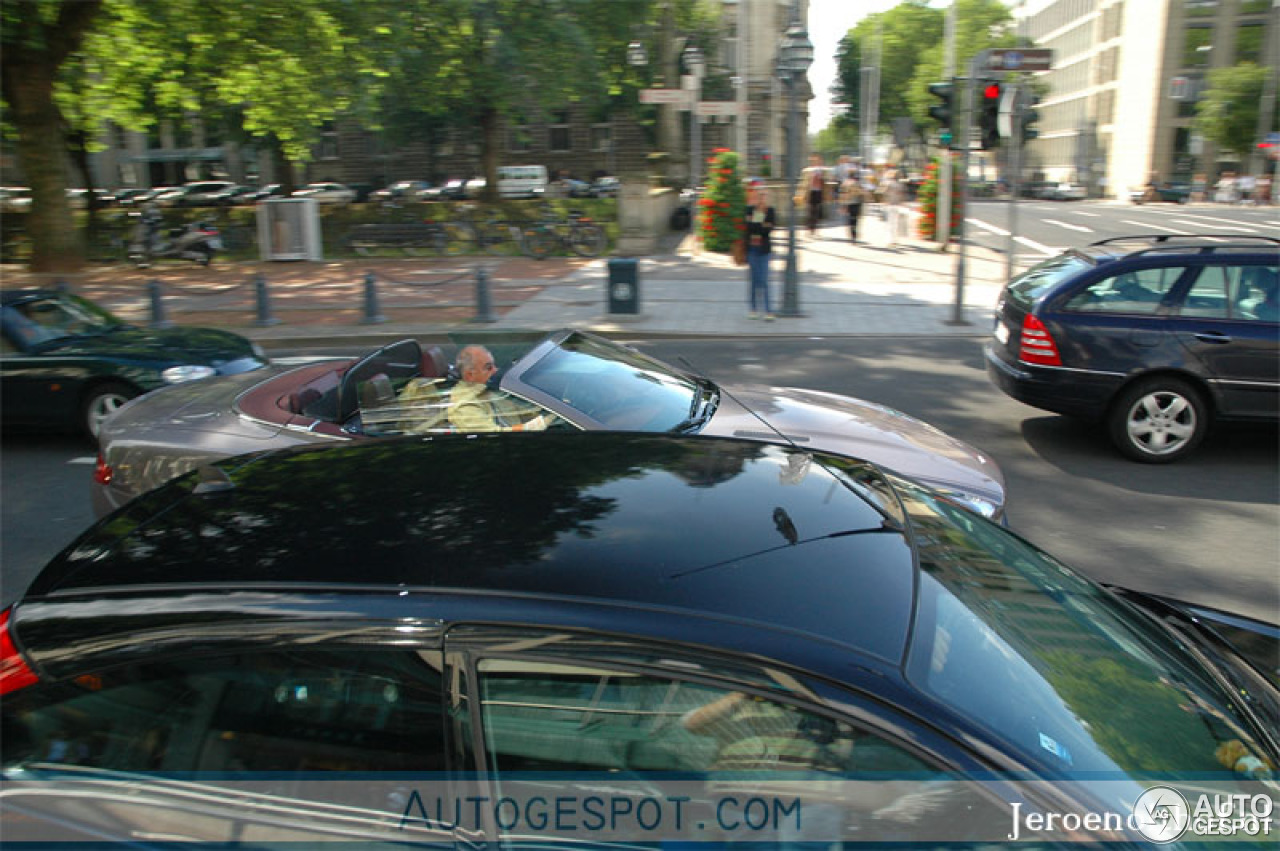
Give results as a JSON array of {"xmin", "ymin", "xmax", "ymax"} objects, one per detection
[
  {"xmin": 472, "ymin": 266, "xmax": 496, "ymax": 323},
  {"xmin": 781, "ymin": 72, "xmax": 802, "ymax": 317},
  {"xmin": 254, "ymin": 273, "xmax": 281, "ymax": 327},
  {"xmin": 938, "ymin": 2, "xmax": 956, "ymax": 249},
  {"xmin": 949, "ymin": 56, "xmax": 980, "ymax": 326},
  {"xmin": 1006, "ymin": 96, "xmax": 1021, "ymax": 283},
  {"xmin": 362, "ymin": 272, "xmax": 387, "ymax": 324},
  {"xmin": 147, "ymin": 280, "xmax": 172, "ymax": 329}
]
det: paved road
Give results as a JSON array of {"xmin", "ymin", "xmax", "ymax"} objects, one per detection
[
  {"xmin": 964, "ymin": 200, "xmax": 1280, "ymax": 266},
  {"xmin": 3, "ymin": 337, "xmax": 1276, "ymax": 626}
]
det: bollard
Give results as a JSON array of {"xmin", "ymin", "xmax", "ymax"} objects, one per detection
[
  {"xmin": 254, "ymin": 273, "xmax": 282, "ymax": 327},
  {"xmin": 362, "ymin": 272, "xmax": 387, "ymax": 324},
  {"xmin": 147, "ymin": 280, "xmax": 173, "ymax": 329},
  {"xmin": 472, "ymin": 265, "xmax": 496, "ymax": 323}
]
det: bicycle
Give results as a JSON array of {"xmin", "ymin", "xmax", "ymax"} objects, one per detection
[
  {"xmin": 457, "ymin": 205, "xmax": 526, "ymax": 256},
  {"xmin": 344, "ymin": 219, "xmax": 473, "ymax": 257},
  {"xmin": 519, "ymin": 208, "xmax": 607, "ymax": 259}
]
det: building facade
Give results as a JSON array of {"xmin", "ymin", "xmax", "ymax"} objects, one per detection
[{"xmin": 1020, "ymin": 0, "xmax": 1277, "ymax": 198}]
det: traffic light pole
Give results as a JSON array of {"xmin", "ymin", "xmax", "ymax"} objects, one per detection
[
  {"xmin": 950, "ymin": 55, "xmax": 981, "ymax": 326},
  {"xmin": 1006, "ymin": 88, "xmax": 1021, "ymax": 283},
  {"xmin": 938, "ymin": 2, "xmax": 956, "ymax": 250}
]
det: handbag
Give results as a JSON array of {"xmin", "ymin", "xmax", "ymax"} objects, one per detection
[{"xmin": 731, "ymin": 238, "xmax": 746, "ymax": 266}]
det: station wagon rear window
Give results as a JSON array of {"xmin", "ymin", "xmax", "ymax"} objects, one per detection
[{"xmin": 1006, "ymin": 255, "xmax": 1092, "ymax": 310}]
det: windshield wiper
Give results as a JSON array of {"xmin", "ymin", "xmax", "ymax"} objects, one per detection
[{"xmin": 670, "ymin": 386, "xmax": 718, "ymax": 434}]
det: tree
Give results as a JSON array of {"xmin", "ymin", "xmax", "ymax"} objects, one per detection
[
  {"xmin": 1, "ymin": 0, "xmax": 105, "ymax": 272},
  {"xmin": 905, "ymin": 0, "xmax": 1016, "ymax": 131},
  {"xmin": 1195, "ymin": 62, "xmax": 1275, "ymax": 157}
]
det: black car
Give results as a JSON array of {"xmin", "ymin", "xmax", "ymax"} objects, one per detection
[
  {"xmin": 1, "ymin": 289, "xmax": 267, "ymax": 437},
  {"xmin": 3, "ymin": 434, "xmax": 1277, "ymax": 846},
  {"xmin": 986, "ymin": 235, "xmax": 1279, "ymax": 462}
]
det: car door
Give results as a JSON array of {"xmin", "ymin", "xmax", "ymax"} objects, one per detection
[
  {"xmin": 1048, "ymin": 261, "xmax": 1192, "ymax": 373},
  {"xmin": 1169, "ymin": 261, "xmax": 1280, "ymax": 419},
  {"xmin": 443, "ymin": 626, "xmax": 1020, "ymax": 847},
  {"xmin": 1, "ymin": 608, "xmax": 462, "ymax": 847},
  {"xmin": 0, "ymin": 304, "xmax": 86, "ymax": 427}
]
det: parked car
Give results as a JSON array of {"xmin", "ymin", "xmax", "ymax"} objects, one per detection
[
  {"xmin": 6, "ymin": 432, "xmax": 1278, "ymax": 846},
  {"xmin": 173, "ymin": 180, "xmax": 238, "ymax": 207},
  {"xmin": 986, "ymin": 234, "xmax": 1279, "ymax": 462},
  {"xmin": 0, "ymin": 187, "xmax": 32, "ymax": 212},
  {"xmin": 1, "ymin": 289, "xmax": 267, "ymax": 438},
  {"xmin": 425, "ymin": 178, "xmax": 469, "ymax": 201},
  {"xmin": 201, "ymin": 184, "xmax": 260, "ymax": 206},
  {"xmin": 111, "ymin": 188, "xmax": 152, "ymax": 207},
  {"xmin": 592, "ymin": 175, "xmax": 620, "ymax": 198},
  {"xmin": 464, "ymin": 176, "xmax": 487, "ymax": 199},
  {"xmin": 562, "ymin": 177, "xmax": 594, "ymax": 198},
  {"xmin": 291, "ymin": 182, "xmax": 356, "ymax": 204},
  {"xmin": 370, "ymin": 180, "xmax": 433, "ymax": 203},
  {"xmin": 1130, "ymin": 181, "xmax": 1192, "ymax": 204},
  {"xmin": 91, "ymin": 330, "xmax": 1005, "ymax": 519},
  {"xmin": 1043, "ymin": 182, "xmax": 1087, "ymax": 201}
]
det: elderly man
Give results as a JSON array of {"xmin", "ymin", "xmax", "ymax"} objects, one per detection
[{"xmin": 448, "ymin": 344, "xmax": 548, "ymax": 433}]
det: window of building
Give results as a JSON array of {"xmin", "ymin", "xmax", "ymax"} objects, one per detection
[
  {"xmin": 320, "ymin": 122, "xmax": 339, "ymax": 160},
  {"xmin": 1236, "ymin": 23, "xmax": 1264, "ymax": 64},
  {"xmin": 1241, "ymin": 0, "xmax": 1270, "ymax": 11},
  {"xmin": 590, "ymin": 124, "xmax": 612, "ymax": 154},
  {"xmin": 549, "ymin": 110, "xmax": 571, "ymax": 152},
  {"xmin": 1183, "ymin": 27, "xmax": 1213, "ymax": 67},
  {"xmin": 1184, "ymin": 0, "xmax": 1218, "ymax": 16}
]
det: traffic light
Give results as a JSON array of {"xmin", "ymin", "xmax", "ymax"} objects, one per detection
[
  {"xmin": 928, "ymin": 80, "xmax": 954, "ymax": 133},
  {"xmin": 1020, "ymin": 94, "xmax": 1040, "ymax": 143},
  {"xmin": 979, "ymin": 80, "xmax": 1003, "ymax": 150}
]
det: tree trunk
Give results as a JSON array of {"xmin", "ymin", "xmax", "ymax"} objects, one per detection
[
  {"xmin": 480, "ymin": 108, "xmax": 499, "ymax": 203},
  {"xmin": 3, "ymin": 61, "xmax": 82, "ymax": 272}
]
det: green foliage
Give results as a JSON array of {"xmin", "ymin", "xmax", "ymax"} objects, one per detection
[
  {"xmin": 905, "ymin": 0, "xmax": 1016, "ymax": 130},
  {"xmin": 697, "ymin": 148, "xmax": 744, "ymax": 253},
  {"xmin": 1194, "ymin": 62, "xmax": 1274, "ymax": 157},
  {"xmin": 916, "ymin": 156, "xmax": 961, "ymax": 242}
]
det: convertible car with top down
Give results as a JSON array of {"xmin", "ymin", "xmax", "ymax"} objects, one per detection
[{"xmin": 91, "ymin": 330, "xmax": 1006, "ymax": 520}]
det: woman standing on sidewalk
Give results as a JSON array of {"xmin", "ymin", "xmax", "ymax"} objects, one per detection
[
  {"xmin": 744, "ymin": 180, "xmax": 776, "ymax": 320},
  {"xmin": 840, "ymin": 174, "xmax": 865, "ymax": 243}
]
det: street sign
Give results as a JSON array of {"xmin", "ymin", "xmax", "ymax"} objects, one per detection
[
  {"xmin": 695, "ymin": 101, "xmax": 743, "ymax": 117},
  {"xmin": 986, "ymin": 48, "xmax": 1053, "ymax": 72},
  {"xmin": 639, "ymin": 88, "xmax": 691, "ymax": 107}
]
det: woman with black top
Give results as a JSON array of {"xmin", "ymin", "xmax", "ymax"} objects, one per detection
[{"xmin": 744, "ymin": 180, "xmax": 776, "ymax": 320}]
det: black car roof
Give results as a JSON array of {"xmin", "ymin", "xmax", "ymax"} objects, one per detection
[
  {"xmin": 1, "ymin": 288, "xmax": 58, "ymax": 306},
  {"xmin": 1072, "ymin": 235, "xmax": 1280, "ymax": 266},
  {"xmin": 30, "ymin": 433, "xmax": 917, "ymax": 664}
]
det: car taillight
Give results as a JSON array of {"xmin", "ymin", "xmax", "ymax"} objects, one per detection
[
  {"xmin": 1, "ymin": 608, "xmax": 38, "ymax": 695},
  {"xmin": 1019, "ymin": 314, "xmax": 1062, "ymax": 366},
  {"xmin": 93, "ymin": 453, "xmax": 113, "ymax": 485}
]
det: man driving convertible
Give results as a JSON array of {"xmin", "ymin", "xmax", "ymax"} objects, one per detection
[{"xmin": 399, "ymin": 344, "xmax": 549, "ymax": 434}]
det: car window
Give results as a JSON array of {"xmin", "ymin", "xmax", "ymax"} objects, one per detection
[
  {"xmin": 1236, "ymin": 265, "xmax": 1279, "ymax": 323},
  {"xmin": 1005, "ymin": 254, "xmax": 1092, "ymax": 310},
  {"xmin": 889, "ymin": 472, "xmax": 1276, "ymax": 787},
  {"xmin": 362, "ymin": 377, "xmax": 561, "ymax": 436},
  {"xmin": 1, "ymin": 649, "xmax": 446, "ymax": 773},
  {"xmin": 1063, "ymin": 266, "xmax": 1186, "ymax": 314},
  {"xmin": 1177, "ymin": 265, "xmax": 1245, "ymax": 319}
]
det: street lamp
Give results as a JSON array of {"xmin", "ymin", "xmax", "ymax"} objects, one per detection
[
  {"xmin": 684, "ymin": 44, "xmax": 705, "ymax": 189},
  {"xmin": 778, "ymin": 13, "xmax": 813, "ymax": 317}
]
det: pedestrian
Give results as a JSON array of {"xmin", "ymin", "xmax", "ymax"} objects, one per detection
[
  {"xmin": 744, "ymin": 180, "xmax": 776, "ymax": 320},
  {"xmin": 839, "ymin": 173, "xmax": 864, "ymax": 243},
  {"xmin": 803, "ymin": 154, "xmax": 826, "ymax": 234},
  {"xmin": 1256, "ymin": 174, "xmax": 1273, "ymax": 206},
  {"xmin": 882, "ymin": 169, "xmax": 908, "ymax": 247}
]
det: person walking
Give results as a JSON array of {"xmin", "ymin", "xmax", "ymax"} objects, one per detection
[
  {"xmin": 882, "ymin": 169, "xmax": 907, "ymax": 247},
  {"xmin": 744, "ymin": 180, "xmax": 776, "ymax": 320},
  {"xmin": 839, "ymin": 174, "xmax": 865, "ymax": 243},
  {"xmin": 803, "ymin": 155, "xmax": 826, "ymax": 234}
]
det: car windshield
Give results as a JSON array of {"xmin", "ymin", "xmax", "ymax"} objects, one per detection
[
  {"xmin": 2, "ymin": 294, "xmax": 124, "ymax": 347},
  {"xmin": 520, "ymin": 332, "xmax": 706, "ymax": 431},
  {"xmin": 893, "ymin": 473, "xmax": 1275, "ymax": 789},
  {"xmin": 1005, "ymin": 254, "xmax": 1092, "ymax": 310}
]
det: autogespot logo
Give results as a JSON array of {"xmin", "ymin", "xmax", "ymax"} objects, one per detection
[{"xmin": 1133, "ymin": 786, "xmax": 1191, "ymax": 844}]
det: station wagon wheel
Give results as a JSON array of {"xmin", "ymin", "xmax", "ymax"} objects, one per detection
[
  {"xmin": 1108, "ymin": 377, "xmax": 1207, "ymax": 463},
  {"xmin": 82, "ymin": 381, "xmax": 139, "ymax": 439}
]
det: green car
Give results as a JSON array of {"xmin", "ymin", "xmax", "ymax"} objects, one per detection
[{"xmin": 1, "ymin": 289, "xmax": 267, "ymax": 437}]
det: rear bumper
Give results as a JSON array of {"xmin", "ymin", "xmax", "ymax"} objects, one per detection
[{"xmin": 984, "ymin": 344, "xmax": 1119, "ymax": 420}]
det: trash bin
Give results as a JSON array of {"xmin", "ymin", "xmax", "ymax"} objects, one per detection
[{"xmin": 607, "ymin": 258, "xmax": 639, "ymax": 315}]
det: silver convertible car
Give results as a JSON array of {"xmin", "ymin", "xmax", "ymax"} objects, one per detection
[{"xmin": 92, "ymin": 330, "xmax": 1006, "ymax": 519}]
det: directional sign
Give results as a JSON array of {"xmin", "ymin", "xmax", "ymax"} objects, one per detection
[
  {"xmin": 986, "ymin": 48, "xmax": 1053, "ymax": 72},
  {"xmin": 695, "ymin": 101, "xmax": 743, "ymax": 117},
  {"xmin": 640, "ymin": 88, "xmax": 691, "ymax": 107}
]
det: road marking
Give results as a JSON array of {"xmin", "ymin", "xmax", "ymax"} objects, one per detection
[
  {"xmin": 1169, "ymin": 212, "xmax": 1265, "ymax": 228},
  {"xmin": 1015, "ymin": 235, "xmax": 1058, "ymax": 256},
  {"xmin": 68, "ymin": 457, "xmax": 97, "ymax": 466},
  {"xmin": 1122, "ymin": 220, "xmax": 1191, "ymax": 234},
  {"xmin": 1071, "ymin": 210, "xmax": 1102, "ymax": 217},
  {"xmin": 1044, "ymin": 218, "xmax": 1093, "ymax": 233},
  {"xmin": 966, "ymin": 218, "xmax": 1011, "ymax": 237},
  {"xmin": 1172, "ymin": 219, "xmax": 1256, "ymax": 232}
]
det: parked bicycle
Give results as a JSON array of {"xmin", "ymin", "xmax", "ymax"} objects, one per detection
[
  {"xmin": 519, "ymin": 207, "xmax": 607, "ymax": 259},
  {"xmin": 344, "ymin": 219, "xmax": 472, "ymax": 256},
  {"xmin": 456, "ymin": 205, "xmax": 527, "ymax": 256}
]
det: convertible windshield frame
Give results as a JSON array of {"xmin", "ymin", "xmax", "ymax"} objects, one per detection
[{"xmin": 2, "ymin": 293, "xmax": 126, "ymax": 350}]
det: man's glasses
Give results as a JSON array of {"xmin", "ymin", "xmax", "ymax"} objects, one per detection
[{"xmin": 480, "ymin": 362, "xmax": 496, "ymax": 371}]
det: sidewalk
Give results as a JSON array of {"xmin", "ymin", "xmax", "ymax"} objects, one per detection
[{"xmin": 1, "ymin": 210, "xmax": 1011, "ymax": 347}]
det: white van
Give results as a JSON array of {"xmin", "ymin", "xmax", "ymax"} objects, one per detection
[{"xmin": 497, "ymin": 165, "xmax": 548, "ymax": 199}]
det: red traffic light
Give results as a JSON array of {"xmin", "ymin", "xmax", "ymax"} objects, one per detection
[{"xmin": 984, "ymin": 83, "xmax": 1001, "ymax": 100}]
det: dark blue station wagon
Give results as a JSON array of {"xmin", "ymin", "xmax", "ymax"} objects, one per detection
[{"xmin": 985, "ymin": 235, "xmax": 1279, "ymax": 462}]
